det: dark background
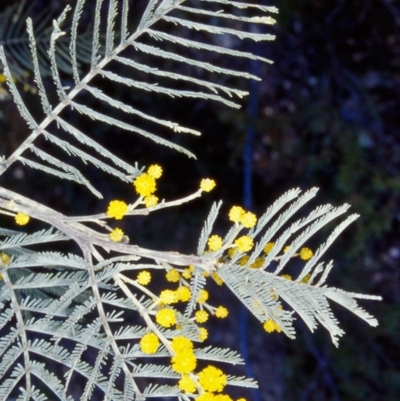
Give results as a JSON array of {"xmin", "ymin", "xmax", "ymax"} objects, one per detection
[{"xmin": 0, "ymin": 0, "xmax": 399, "ymax": 400}]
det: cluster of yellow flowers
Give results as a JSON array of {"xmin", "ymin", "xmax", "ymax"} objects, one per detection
[
  {"xmin": 107, "ymin": 166, "xmax": 217, "ymax": 243},
  {"xmin": 204, "ymin": 204, "xmax": 316, "ymax": 337},
  {"xmin": 107, "ymin": 164, "xmax": 164, "ymax": 242},
  {"xmin": 141, "ymin": 333, "xmax": 243, "ymax": 400},
  {"xmin": 133, "ymin": 258, "xmax": 239, "ymax": 399},
  {"xmin": 15, "ymin": 212, "xmax": 30, "ymax": 226}
]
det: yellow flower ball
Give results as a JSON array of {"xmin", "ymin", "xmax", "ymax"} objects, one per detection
[
  {"xmin": 195, "ymin": 310, "xmax": 209, "ymax": 323},
  {"xmin": 228, "ymin": 206, "xmax": 245, "ymax": 223},
  {"xmin": 300, "ymin": 247, "xmax": 313, "ymax": 260},
  {"xmin": 234, "ymin": 236, "xmax": 253, "ymax": 253},
  {"xmin": 178, "ymin": 374, "xmax": 197, "ymax": 394},
  {"xmin": 133, "ymin": 173, "xmax": 156, "ymax": 197},
  {"xmin": 106, "ymin": 200, "xmax": 128, "ymax": 220},
  {"xmin": 198, "ymin": 365, "xmax": 227, "ymax": 393},
  {"xmin": 156, "ymin": 308, "xmax": 176, "ymax": 327},
  {"xmin": 171, "ymin": 349, "xmax": 197, "ymax": 374},
  {"xmin": 165, "ymin": 269, "xmax": 180, "ymax": 283},
  {"xmin": 140, "ymin": 332, "xmax": 159, "ymax": 354},
  {"xmin": 147, "ymin": 164, "xmax": 163, "ymax": 179},
  {"xmin": 207, "ymin": 235, "xmax": 223, "ymax": 251},
  {"xmin": 240, "ymin": 211, "xmax": 257, "ymax": 228},
  {"xmin": 200, "ymin": 178, "xmax": 216, "ymax": 192},
  {"xmin": 109, "ymin": 228, "xmax": 124, "ymax": 242},
  {"xmin": 15, "ymin": 212, "xmax": 30, "ymax": 226},
  {"xmin": 137, "ymin": 271, "xmax": 151, "ymax": 285},
  {"xmin": 215, "ymin": 306, "xmax": 228, "ymax": 319},
  {"xmin": 144, "ymin": 195, "xmax": 159, "ymax": 208}
]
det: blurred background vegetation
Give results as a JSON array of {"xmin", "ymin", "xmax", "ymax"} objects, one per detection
[{"xmin": 0, "ymin": 0, "xmax": 399, "ymax": 400}]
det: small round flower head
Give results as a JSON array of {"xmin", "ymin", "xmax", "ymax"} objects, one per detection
[
  {"xmin": 166, "ymin": 269, "xmax": 180, "ymax": 283},
  {"xmin": 107, "ymin": 200, "xmax": 128, "ymax": 220},
  {"xmin": 195, "ymin": 310, "xmax": 209, "ymax": 323},
  {"xmin": 250, "ymin": 257, "xmax": 264, "ymax": 269},
  {"xmin": 1, "ymin": 253, "xmax": 10, "ymax": 266},
  {"xmin": 212, "ymin": 273, "xmax": 224, "ymax": 286},
  {"xmin": 137, "ymin": 271, "xmax": 151, "ymax": 285},
  {"xmin": 198, "ymin": 327, "xmax": 208, "ymax": 341},
  {"xmin": 133, "ymin": 173, "xmax": 156, "ymax": 197},
  {"xmin": 198, "ymin": 365, "xmax": 227, "ymax": 393},
  {"xmin": 15, "ymin": 212, "xmax": 30, "ymax": 226},
  {"xmin": 301, "ymin": 274, "xmax": 311, "ymax": 284},
  {"xmin": 263, "ymin": 242, "xmax": 275, "ymax": 254},
  {"xmin": 148, "ymin": 164, "xmax": 163, "ymax": 179},
  {"xmin": 159, "ymin": 289, "xmax": 179, "ymax": 304},
  {"xmin": 300, "ymin": 247, "xmax": 313, "ymax": 261},
  {"xmin": 182, "ymin": 268, "xmax": 193, "ymax": 279},
  {"xmin": 178, "ymin": 374, "xmax": 197, "ymax": 394},
  {"xmin": 200, "ymin": 178, "xmax": 216, "ymax": 192},
  {"xmin": 156, "ymin": 308, "xmax": 176, "ymax": 327},
  {"xmin": 239, "ymin": 255, "xmax": 249, "ymax": 266},
  {"xmin": 228, "ymin": 206, "xmax": 245, "ymax": 223},
  {"xmin": 144, "ymin": 195, "xmax": 159, "ymax": 208},
  {"xmin": 283, "ymin": 245, "xmax": 291, "ymax": 253},
  {"xmin": 140, "ymin": 332, "xmax": 159, "ymax": 354},
  {"xmin": 109, "ymin": 228, "xmax": 124, "ymax": 242},
  {"xmin": 263, "ymin": 319, "xmax": 282, "ymax": 333},
  {"xmin": 171, "ymin": 349, "xmax": 197, "ymax": 374},
  {"xmin": 215, "ymin": 306, "xmax": 228, "ymax": 319},
  {"xmin": 240, "ymin": 211, "xmax": 257, "ymax": 229},
  {"xmin": 227, "ymin": 248, "xmax": 237, "ymax": 258},
  {"xmin": 281, "ymin": 274, "xmax": 292, "ymax": 281},
  {"xmin": 197, "ymin": 289, "xmax": 209, "ymax": 304},
  {"xmin": 234, "ymin": 236, "xmax": 254, "ymax": 253},
  {"xmin": 177, "ymin": 286, "xmax": 191, "ymax": 302},
  {"xmin": 208, "ymin": 235, "xmax": 223, "ymax": 251},
  {"xmin": 171, "ymin": 336, "xmax": 194, "ymax": 353}
]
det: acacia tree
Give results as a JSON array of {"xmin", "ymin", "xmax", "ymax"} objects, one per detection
[{"xmin": 0, "ymin": 1, "xmax": 381, "ymax": 400}]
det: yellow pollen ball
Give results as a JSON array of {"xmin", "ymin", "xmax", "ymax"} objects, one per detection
[
  {"xmin": 178, "ymin": 374, "xmax": 197, "ymax": 394},
  {"xmin": 1, "ymin": 253, "xmax": 10, "ymax": 266},
  {"xmin": 171, "ymin": 336, "xmax": 194, "ymax": 353},
  {"xmin": 200, "ymin": 178, "xmax": 216, "ymax": 192},
  {"xmin": 240, "ymin": 211, "xmax": 257, "ymax": 228},
  {"xmin": 197, "ymin": 289, "xmax": 209, "ymax": 304},
  {"xmin": 198, "ymin": 365, "xmax": 227, "ymax": 393},
  {"xmin": 159, "ymin": 289, "xmax": 179, "ymax": 304},
  {"xmin": 171, "ymin": 350, "xmax": 197, "ymax": 374},
  {"xmin": 133, "ymin": 173, "xmax": 156, "ymax": 197},
  {"xmin": 228, "ymin": 206, "xmax": 245, "ymax": 223},
  {"xmin": 215, "ymin": 306, "xmax": 228, "ymax": 318},
  {"xmin": 144, "ymin": 195, "xmax": 159, "ymax": 208},
  {"xmin": 300, "ymin": 247, "xmax": 313, "ymax": 260},
  {"xmin": 263, "ymin": 242, "xmax": 275, "ymax": 254},
  {"xmin": 195, "ymin": 310, "xmax": 209, "ymax": 323},
  {"xmin": 15, "ymin": 212, "xmax": 30, "ymax": 226},
  {"xmin": 234, "ymin": 236, "xmax": 254, "ymax": 253},
  {"xmin": 208, "ymin": 235, "xmax": 223, "ymax": 251},
  {"xmin": 137, "ymin": 271, "xmax": 151, "ymax": 285},
  {"xmin": 140, "ymin": 333, "xmax": 159, "ymax": 354},
  {"xmin": 198, "ymin": 327, "xmax": 208, "ymax": 341},
  {"xmin": 156, "ymin": 309, "xmax": 176, "ymax": 327},
  {"xmin": 106, "ymin": 200, "xmax": 128, "ymax": 220},
  {"xmin": 166, "ymin": 269, "xmax": 180, "ymax": 283},
  {"xmin": 177, "ymin": 286, "xmax": 191, "ymax": 302},
  {"xmin": 147, "ymin": 164, "xmax": 163, "ymax": 179},
  {"xmin": 109, "ymin": 228, "xmax": 124, "ymax": 242}
]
